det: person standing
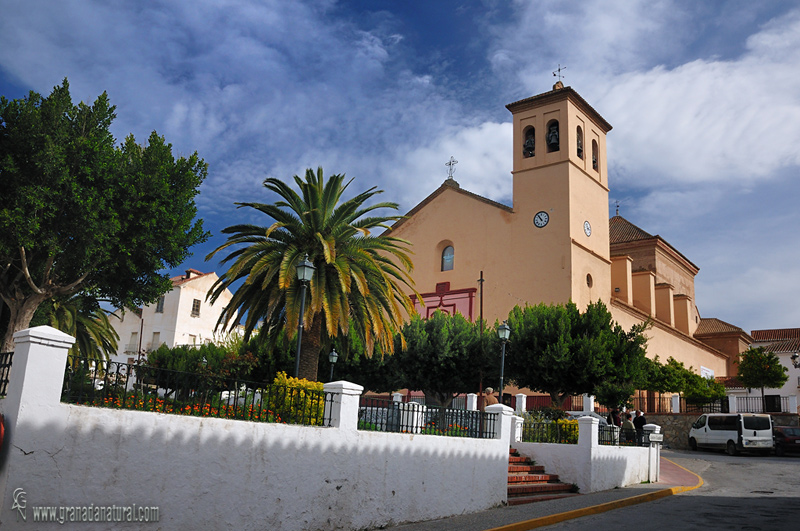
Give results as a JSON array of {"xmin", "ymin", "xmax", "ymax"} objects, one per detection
[
  {"xmin": 483, "ymin": 387, "xmax": 499, "ymax": 407},
  {"xmin": 633, "ymin": 410, "xmax": 647, "ymax": 446}
]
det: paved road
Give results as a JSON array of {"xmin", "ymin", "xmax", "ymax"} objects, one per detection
[{"xmin": 543, "ymin": 449, "xmax": 800, "ymax": 530}]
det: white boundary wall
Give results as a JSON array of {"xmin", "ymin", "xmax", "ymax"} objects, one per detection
[
  {"xmin": 0, "ymin": 327, "xmax": 514, "ymax": 530},
  {"xmin": 514, "ymin": 417, "xmax": 659, "ymax": 492}
]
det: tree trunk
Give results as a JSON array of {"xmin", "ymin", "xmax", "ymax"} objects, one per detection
[
  {"xmin": 1, "ymin": 295, "xmax": 47, "ymax": 352},
  {"xmin": 297, "ymin": 315, "xmax": 322, "ymax": 382}
]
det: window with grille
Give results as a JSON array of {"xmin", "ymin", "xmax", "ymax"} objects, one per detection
[
  {"xmin": 156, "ymin": 296, "xmax": 165, "ymax": 313},
  {"xmin": 191, "ymin": 299, "xmax": 201, "ymax": 317}
]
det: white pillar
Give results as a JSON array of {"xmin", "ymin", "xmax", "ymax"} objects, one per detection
[
  {"xmin": 485, "ymin": 403, "xmax": 519, "ymax": 443},
  {"xmin": 788, "ymin": 394, "xmax": 798, "ymax": 414},
  {"xmin": 515, "ymin": 393, "xmax": 526, "ymax": 414},
  {"xmin": 582, "ymin": 394, "xmax": 595, "ymax": 413},
  {"xmin": 671, "ymin": 394, "xmax": 681, "ymax": 413},
  {"xmin": 322, "ymin": 381, "xmax": 364, "ymax": 431},
  {"xmin": 392, "ymin": 392, "xmax": 403, "ymax": 402},
  {"xmin": 577, "ymin": 415, "xmax": 599, "ymax": 450},
  {"xmin": 0, "ymin": 326, "xmax": 75, "ymax": 515},
  {"xmin": 728, "ymin": 395, "xmax": 737, "ymax": 413},
  {"xmin": 466, "ymin": 393, "xmax": 478, "ymax": 411}
]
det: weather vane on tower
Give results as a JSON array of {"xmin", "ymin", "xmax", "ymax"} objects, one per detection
[
  {"xmin": 553, "ymin": 64, "xmax": 566, "ymax": 81},
  {"xmin": 445, "ymin": 156, "xmax": 458, "ymax": 180}
]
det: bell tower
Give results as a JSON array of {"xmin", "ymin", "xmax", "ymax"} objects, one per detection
[{"xmin": 506, "ymin": 83, "xmax": 613, "ymax": 309}]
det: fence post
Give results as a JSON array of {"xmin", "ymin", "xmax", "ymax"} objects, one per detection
[
  {"xmin": 322, "ymin": 381, "xmax": 363, "ymax": 431},
  {"xmin": 466, "ymin": 393, "xmax": 478, "ymax": 411},
  {"xmin": 582, "ymin": 394, "xmax": 595, "ymax": 413},
  {"xmin": 671, "ymin": 394, "xmax": 680, "ymax": 413},
  {"xmin": 577, "ymin": 416, "xmax": 599, "ymax": 450},
  {"xmin": 788, "ymin": 395, "xmax": 798, "ymax": 414},
  {"xmin": 515, "ymin": 393, "xmax": 526, "ymax": 414},
  {"xmin": 486, "ymin": 403, "xmax": 518, "ymax": 443},
  {"xmin": 0, "ymin": 326, "xmax": 75, "ymax": 509},
  {"xmin": 728, "ymin": 395, "xmax": 737, "ymax": 414}
]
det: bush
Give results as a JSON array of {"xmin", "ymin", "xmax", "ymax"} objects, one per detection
[{"xmin": 266, "ymin": 372, "xmax": 325, "ymax": 425}]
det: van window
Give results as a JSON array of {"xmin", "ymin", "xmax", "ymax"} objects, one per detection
[
  {"xmin": 692, "ymin": 415, "xmax": 706, "ymax": 429},
  {"xmin": 743, "ymin": 416, "xmax": 771, "ymax": 431},
  {"xmin": 708, "ymin": 416, "xmax": 737, "ymax": 430}
]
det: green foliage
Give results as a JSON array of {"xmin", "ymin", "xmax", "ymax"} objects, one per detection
[
  {"xmin": 384, "ymin": 311, "xmax": 498, "ymax": 408},
  {"xmin": 521, "ymin": 418, "xmax": 579, "ymax": 444},
  {"xmin": 207, "ymin": 166, "xmax": 418, "ymax": 381},
  {"xmin": 683, "ymin": 374, "xmax": 727, "ymax": 405},
  {"xmin": 505, "ymin": 301, "xmax": 649, "ymax": 409},
  {"xmin": 737, "ymin": 347, "xmax": 789, "ymax": 391},
  {"xmin": 267, "ymin": 372, "xmax": 325, "ymax": 426},
  {"xmin": 0, "ymin": 79, "xmax": 207, "ymax": 350},
  {"xmin": 48, "ymin": 294, "xmax": 119, "ymax": 364}
]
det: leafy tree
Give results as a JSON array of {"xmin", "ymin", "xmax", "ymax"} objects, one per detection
[
  {"xmin": 207, "ymin": 167, "xmax": 417, "ymax": 381},
  {"xmin": 505, "ymin": 301, "xmax": 649, "ymax": 409},
  {"xmin": 0, "ymin": 79, "xmax": 207, "ymax": 351},
  {"xmin": 737, "ymin": 347, "xmax": 789, "ymax": 410},
  {"xmin": 47, "ymin": 294, "xmax": 120, "ymax": 366},
  {"xmin": 382, "ymin": 311, "xmax": 498, "ymax": 408}
]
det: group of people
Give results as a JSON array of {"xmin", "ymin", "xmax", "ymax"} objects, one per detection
[{"xmin": 607, "ymin": 409, "xmax": 648, "ymax": 445}]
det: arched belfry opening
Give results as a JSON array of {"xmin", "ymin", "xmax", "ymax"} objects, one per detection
[
  {"xmin": 546, "ymin": 120, "xmax": 559, "ymax": 152},
  {"xmin": 576, "ymin": 126, "xmax": 584, "ymax": 159},
  {"xmin": 523, "ymin": 126, "xmax": 535, "ymax": 158},
  {"xmin": 592, "ymin": 140, "xmax": 599, "ymax": 171}
]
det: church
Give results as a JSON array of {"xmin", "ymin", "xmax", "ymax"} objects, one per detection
[{"xmin": 387, "ymin": 82, "xmax": 749, "ymax": 379}]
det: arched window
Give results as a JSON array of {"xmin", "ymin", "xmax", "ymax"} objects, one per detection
[
  {"xmin": 546, "ymin": 120, "xmax": 559, "ymax": 152},
  {"xmin": 592, "ymin": 140, "xmax": 599, "ymax": 171},
  {"xmin": 441, "ymin": 246, "xmax": 454, "ymax": 271},
  {"xmin": 576, "ymin": 126, "xmax": 584, "ymax": 159},
  {"xmin": 523, "ymin": 126, "xmax": 535, "ymax": 158}
]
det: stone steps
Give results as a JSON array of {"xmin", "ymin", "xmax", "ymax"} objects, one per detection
[{"xmin": 507, "ymin": 448, "xmax": 578, "ymax": 506}]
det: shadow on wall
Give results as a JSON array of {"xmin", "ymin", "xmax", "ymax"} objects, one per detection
[{"xmin": 0, "ymin": 404, "xmax": 507, "ymax": 531}]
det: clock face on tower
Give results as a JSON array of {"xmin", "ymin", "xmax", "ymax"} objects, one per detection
[
  {"xmin": 534, "ymin": 211, "xmax": 549, "ymax": 228},
  {"xmin": 584, "ymin": 221, "xmax": 592, "ymax": 237}
]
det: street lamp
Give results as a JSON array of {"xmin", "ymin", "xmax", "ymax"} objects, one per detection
[
  {"xmin": 329, "ymin": 348, "xmax": 339, "ymax": 381},
  {"xmin": 497, "ymin": 321, "xmax": 511, "ymax": 399},
  {"xmin": 791, "ymin": 351, "xmax": 800, "ymax": 369},
  {"xmin": 294, "ymin": 254, "xmax": 315, "ymax": 378}
]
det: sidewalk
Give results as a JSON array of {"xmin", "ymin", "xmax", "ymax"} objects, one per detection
[{"xmin": 385, "ymin": 453, "xmax": 702, "ymax": 531}]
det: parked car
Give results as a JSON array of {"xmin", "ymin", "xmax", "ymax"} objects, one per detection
[
  {"xmin": 773, "ymin": 426, "xmax": 800, "ymax": 456},
  {"xmin": 688, "ymin": 413, "xmax": 773, "ymax": 456}
]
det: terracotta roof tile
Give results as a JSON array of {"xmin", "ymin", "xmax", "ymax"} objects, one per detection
[
  {"xmin": 609, "ymin": 216, "xmax": 653, "ymax": 244},
  {"xmin": 695, "ymin": 317, "xmax": 746, "ymax": 336},
  {"xmin": 762, "ymin": 337, "xmax": 800, "ymax": 353},
  {"xmin": 750, "ymin": 328, "xmax": 800, "ymax": 342},
  {"xmin": 170, "ymin": 269, "xmax": 212, "ymax": 286},
  {"xmin": 716, "ymin": 376, "xmax": 746, "ymax": 389}
]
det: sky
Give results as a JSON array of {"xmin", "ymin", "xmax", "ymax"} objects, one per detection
[{"xmin": 1, "ymin": 0, "xmax": 799, "ymax": 334}]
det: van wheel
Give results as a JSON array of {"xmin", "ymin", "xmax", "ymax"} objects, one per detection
[
  {"xmin": 689, "ymin": 437, "xmax": 697, "ymax": 451},
  {"xmin": 726, "ymin": 441, "xmax": 739, "ymax": 456}
]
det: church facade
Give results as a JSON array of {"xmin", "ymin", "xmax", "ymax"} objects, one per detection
[{"xmin": 387, "ymin": 83, "xmax": 748, "ymax": 378}]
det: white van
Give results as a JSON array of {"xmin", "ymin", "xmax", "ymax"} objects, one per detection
[{"xmin": 688, "ymin": 413, "xmax": 773, "ymax": 456}]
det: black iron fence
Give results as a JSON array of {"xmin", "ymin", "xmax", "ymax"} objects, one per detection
[
  {"xmin": 358, "ymin": 396, "xmax": 496, "ymax": 438},
  {"xmin": 680, "ymin": 398, "xmax": 729, "ymax": 414},
  {"xmin": 521, "ymin": 421, "xmax": 578, "ymax": 444},
  {"xmin": 598, "ymin": 426, "xmax": 646, "ymax": 446},
  {"xmin": 0, "ymin": 351, "xmax": 12, "ymax": 397},
  {"xmin": 61, "ymin": 357, "xmax": 334, "ymax": 427}
]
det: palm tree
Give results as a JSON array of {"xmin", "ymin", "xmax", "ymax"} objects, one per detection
[
  {"xmin": 48, "ymin": 294, "xmax": 120, "ymax": 368},
  {"xmin": 207, "ymin": 167, "xmax": 418, "ymax": 381}
]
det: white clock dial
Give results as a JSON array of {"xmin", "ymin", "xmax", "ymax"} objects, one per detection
[
  {"xmin": 584, "ymin": 221, "xmax": 592, "ymax": 236},
  {"xmin": 533, "ymin": 211, "xmax": 549, "ymax": 228}
]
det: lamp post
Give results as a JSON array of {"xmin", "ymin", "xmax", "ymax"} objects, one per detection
[
  {"xmin": 329, "ymin": 348, "xmax": 339, "ymax": 381},
  {"xmin": 293, "ymin": 254, "xmax": 315, "ymax": 378},
  {"xmin": 791, "ymin": 351, "xmax": 800, "ymax": 369},
  {"xmin": 497, "ymin": 321, "xmax": 511, "ymax": 399}
]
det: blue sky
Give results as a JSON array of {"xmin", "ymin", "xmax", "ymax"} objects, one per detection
[{"xmin": 2, "ymin": 0, "xmax": 799, "ymax": 332}]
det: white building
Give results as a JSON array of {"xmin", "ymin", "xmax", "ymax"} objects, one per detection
[
  {"xmin": 111, "ymin": 269, "xmax": 236, "ymax": 363},
  {"xmin": 718, "ymin": 328, "xmax": 800, "ymax": 415}
]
